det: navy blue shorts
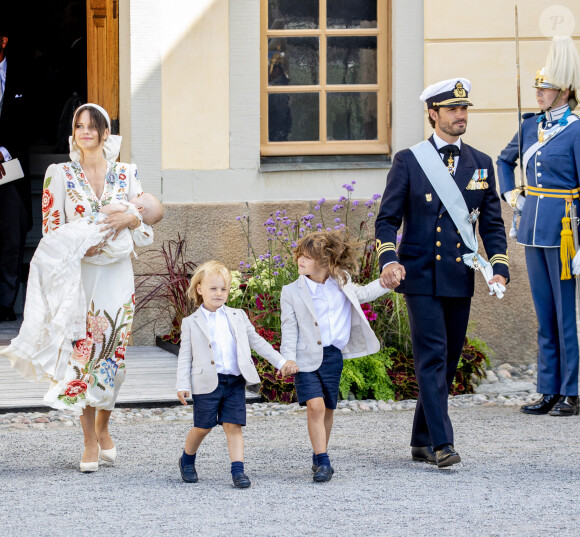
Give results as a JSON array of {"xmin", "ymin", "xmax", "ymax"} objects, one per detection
[
  {"xmin": 192, "ymin": 374, "xmax": 246, "ymax": 429},
  {"xmin": 294, "ymin": 345, "xmax": 344, "ymax": 410}
]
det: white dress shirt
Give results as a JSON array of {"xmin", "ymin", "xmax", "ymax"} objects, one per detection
[
  {"xmin": 0, "ymin": 57, "xmax": 11, "ymax": 161},
  {"xmin": 200, "ymin": 305, "xmax": 242, "ymax": 376},
  {"xmin": 304, "ymin": 276, "xmax": 351, "ymax": 350},
  {"xmin": 433, "ymin": 132, "xmax": 462, "ymax": 170}
]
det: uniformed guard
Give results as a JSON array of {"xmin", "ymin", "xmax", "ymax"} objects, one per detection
[
  {"xmin": 497, "ymin": 36, "xmax": 580, "ymax": 417},
  {"xmin": 376, "ymin": 78, "xmax": 509, "ymax": 468}
]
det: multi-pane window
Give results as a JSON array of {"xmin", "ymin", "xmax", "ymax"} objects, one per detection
[{"xmin": 261, "ymin": 0, "xmax": 390, "ymax": 156}]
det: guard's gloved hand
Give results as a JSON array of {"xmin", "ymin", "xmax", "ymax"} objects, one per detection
[
  {"xmin": 505, "ymin": 189, "xmax": 526, "ymax": 212},
  {"xmin": 572, "ymin": 250, "xmax": 580, "ymax": 276}
]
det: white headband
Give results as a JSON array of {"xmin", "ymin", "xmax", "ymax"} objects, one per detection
[{"xmin": 69, "ymin": 103, "xmax": 122, "ymax": 162}]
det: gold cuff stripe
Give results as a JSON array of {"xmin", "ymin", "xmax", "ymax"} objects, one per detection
[
  {"xmin": 491, "ymin": 260, "xmax": 509, "ymax": 267},
  {"xmin": 377, "ymin": 246, "xmax": 396, "ymax": 255},
  {"xmin": 490, "ymin": 254, "xmax": 509, "ymax": 263}
]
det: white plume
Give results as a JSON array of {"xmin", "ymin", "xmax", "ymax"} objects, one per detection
[{"xmin": 545, "ymin": 36, "xmax": 580, "ymax": 91}]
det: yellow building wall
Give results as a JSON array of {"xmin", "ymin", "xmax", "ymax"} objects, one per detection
[
  {"xmin": 161, "ymin": 0, "xmax": 230, "ymax": 170},
  {"xmin": 424, "ymin": 0, "xmax": 580, "ymax": 160}
]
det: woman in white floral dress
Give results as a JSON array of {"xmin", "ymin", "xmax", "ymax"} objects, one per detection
[{"xmin": 41, "ymin": 104, "xmax": 154, "ymax": 471}]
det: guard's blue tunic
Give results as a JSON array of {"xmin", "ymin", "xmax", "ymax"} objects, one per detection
[{"xmin": 497, "ymin": 109, "xmax": 580, "ymax": 395}]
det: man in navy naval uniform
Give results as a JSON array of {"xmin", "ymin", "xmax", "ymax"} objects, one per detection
[
  {"xmin": 498, "ymin": 37, "xmax": 580, "ymax": 417},
  {"xmin": 376, "ymin": 78, "xmax": 509, "ymax": 468}
]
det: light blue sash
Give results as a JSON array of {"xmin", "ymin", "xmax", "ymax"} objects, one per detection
[{"xmin": 409, "ymin": 140, "xmax": 489, "ymax": 272}]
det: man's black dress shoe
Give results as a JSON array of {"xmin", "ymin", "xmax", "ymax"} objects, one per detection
[
  {"xmin": 520, "ymin": 394, "xmax": 559, "ymax": 415},
  {"xmin": 411, "ymin": 446, "xmax": 436, "ymax": 465},
  {"xmin": 0, "ymin": 306, "xmax": 16, "ymax": 322},
  {"xmin": 232, "ymin": 472, "xmax": 251, "ymax": 488},
  {"xmin": 435, "ymin": 445, "xmax": 461, "ymax": 468},
  {"xmin": 549, "ymin": 396, "xmax": 579, "ymax": 416},
  {"xmin": 179, "ymin": 456, "xmax": 198, "ymax": 483},
  {"xmin": 313, "ymin": 465, "xmax": 333, "ymax": 482}
]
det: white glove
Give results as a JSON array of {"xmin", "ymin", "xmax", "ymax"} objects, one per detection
[
  {"xmin": 505, "ymin": 189, "xmax": 525, "ymax": 212},
  {"xmin": 573, "ymin": 250, "xmax": 580, "ymax": 276},
  {"xmin": 478, "ymin": 263, "xmax": 505, "ymax": 299}
]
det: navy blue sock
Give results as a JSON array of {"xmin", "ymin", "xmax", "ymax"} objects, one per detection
[
  {"xmin": 182, "ymin": 451, "xmax": 196, "ymax": 465},
  {"xmin": 312, "ymin": 452, "xmax": 318, "ymax": 466},
  {"xmin": 317, "ymin": 452, "xmax": 330, "ymax": 467},
  {"xmin": 231, "ymin": 461, "xmax": 245, "ymax": 476}
]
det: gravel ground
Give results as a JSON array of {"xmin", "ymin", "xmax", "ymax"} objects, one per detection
[{"xmin": 1, "ymin": 405, "xmax": 580, "ymax": 537}]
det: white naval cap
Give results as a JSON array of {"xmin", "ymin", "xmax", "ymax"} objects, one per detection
[{"xmin": 420, "ymin": 78, "xmax": 474, "ymax": 109}]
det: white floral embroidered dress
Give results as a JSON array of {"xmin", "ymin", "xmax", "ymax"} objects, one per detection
[{"xmin": 39, "ymin": 161, "xmax": 153, "ymax": 412}]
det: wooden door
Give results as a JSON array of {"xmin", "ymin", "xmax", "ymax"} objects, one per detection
[{"xmin": 86, "ymin": 0, "xmax": 119, "ymax": 133}]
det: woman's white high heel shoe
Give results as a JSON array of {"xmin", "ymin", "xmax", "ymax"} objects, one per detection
[
  {"xmin": 99, "ymin": 446, "xmax": 117, "ymax": 463},
  {"xmin": 80, "ymin": 460, "xmax": 99, "ymax": 473}
]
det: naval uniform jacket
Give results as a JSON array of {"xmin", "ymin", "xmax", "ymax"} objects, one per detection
[
  {"xmin": 497, "ymin": 112, "xmax": 580, "ymax": 247},
  {"xmin": 375, "ymin": 136, "xmax": 510, "ymax": 297}
]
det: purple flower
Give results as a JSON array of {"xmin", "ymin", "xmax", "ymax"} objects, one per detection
[
  {"xmin": 332, "ymin": 204, "xmax": 344, "ymax": 212},
  {"xmin": 372, "ymin": 193, "xmax": 382, "ymax": 200},
  {"xmin": 314, "ymin": 205, "xmax": 320, "ymax": 211},
  {"xmin": 277, "ymin": 231, "xmax": 283, "ymax": 236},
  {"xmin": 236, "ymin": 216, "xmax": 242, "ymax": 221},
  {"xmin": 275, "ymin": 210, "xmax": 281, "ymax": 217},
  {"xmin": 264, "ymin": 217, "xmax": 275, "ymax": 226},
  {"xmin": 273, "ymin": 271, "xmax": 279, "ymax": 276},
  {"xmin": 352, "ymin": 200, "xmax": 360, "ymax": 207},
  {"xmin": 351, "ymin": 180, "xmax": 356, "ymax": 185},
  {"xmin": 305, "ymin": 222, "xmax": 312, "ymax": 228},
  {"xmin": 364, "ymin": 200, "xmax": 374, "ymax": 207},
  {"xmin": 368, "ymin": 212, "xmax": 374, "ymax": 218},
  {"xmin": 239, "ymin": 261, "xmax": 244, "ymax": 266},
  {"xmin": 245, "ymin": 263, "xmax": 251, "ymax": 269},
  {"xmin": 316, "ymin": 223, "xmax": 323, "ymax": 230},
  {"xmin": 334, "ymin": 218, "xmax": 341, "ymax": 223},
  {"xmin": 342, "ymin": 183, "xmax": 354, "ymax": 192},
  {"xmin": 291, "ymin": 241, "xmax": 297, "ymax": 248},
  {"xmin": 326, "ymin": 227, "xmax": 332, "ymax": 231},
  {"xmin": 317, "ymin": 198, "xmax": 326, "ymax": 205},
  {"xmin": 338, "ymin": 195, "xmax": 347, "ymax": 202}
]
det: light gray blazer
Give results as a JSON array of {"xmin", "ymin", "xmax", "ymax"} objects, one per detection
[
  {"xmin": 176, "ymin": 305, "xmax": 285, "ymax": 395},
  {"xmin": 280, "ymin": 274, "xmax": 390, "ymax": 372}
]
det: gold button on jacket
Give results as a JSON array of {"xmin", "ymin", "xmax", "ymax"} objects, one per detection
[
  {"xmin": 436, "ymin": 254, "xmax": 441, "ymax": 260},
  {"xmin": 436, "ymin": 241, "xmax": 441, "ymax": 247}
]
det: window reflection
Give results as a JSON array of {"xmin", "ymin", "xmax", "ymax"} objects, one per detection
[
  {"xmin": 269, "ymin": 93, "xmax": 319, "ymax": 142},
  {"xmin": 327, "ymin": 93, "xmax": 377, "ymax": 140},
  {"xmin": 327, "ymin": 37, "xmax": 377, "ymax": 85},
  {"xmin": 268, "ymin": 37, "xmax": 319, "ymax": 86},
  {"xmin": 268, "ymin": 0, "xmax": 318, "ymax": 29},
  {"xmin": 327, "ymin": 0, "xmax": 377, "ymax": 28}
]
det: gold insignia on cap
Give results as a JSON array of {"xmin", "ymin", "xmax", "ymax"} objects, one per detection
[{"xmin": 453, "ymin": 81, "xmax": 467, "ymax": 98}]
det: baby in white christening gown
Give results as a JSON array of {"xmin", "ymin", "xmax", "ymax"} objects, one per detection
[{"xmin": 0, "ymin": 193, "xmax": 163, "ymax": 382}]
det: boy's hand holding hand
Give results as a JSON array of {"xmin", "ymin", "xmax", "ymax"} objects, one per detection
[
  {"xmin": 281, "ymin": 360, "xmax": 298, "ymax": 377},
  {"xmin": 177, "ymin": 390, "xmax": 190, "ymax": 406}
]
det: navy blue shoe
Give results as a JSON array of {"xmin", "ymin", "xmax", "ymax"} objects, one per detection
[
  {"xmin": 179, "ymin": 456, "xmax": 198, "ymax": 483},
  {"xmin": 313, "ymin": 465, "xmax": 333, "ymax": 482},
  {"xmin": 232, "ymin": 472, "xmax": 251, "ymax": 488}
]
